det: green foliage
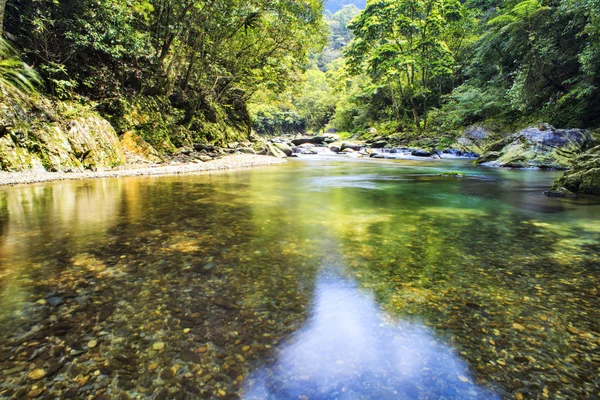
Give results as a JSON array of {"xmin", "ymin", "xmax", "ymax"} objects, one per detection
[
  {"xmin": 345, "ymin": 0, "xmax": 468, "ymax": 131},
  {"xmin": 5, "ymin": 0, "xmax": 327, "ymax": 145},
  {"xmin": 318, "ymin": 5, "xmax": 362, "ymax": 69},
  {"xmin": 0, "ymin": 38, "xmax": 40, "ymax": 98},
  {"xmin": 252, "ymin": 105, "xmax": 306, "ymax": 136},
  {"xmin": 329, "ymin": 0, "xmax": 600, "ymax": 135},
  {"xmin": 429, "ymin": 83, "xmax": 512, "ymax": 133}
]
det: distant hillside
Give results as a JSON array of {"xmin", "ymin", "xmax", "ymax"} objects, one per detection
[{"xmin": 325, "ymin": 0, "xmax": 366, "ymax": 13}]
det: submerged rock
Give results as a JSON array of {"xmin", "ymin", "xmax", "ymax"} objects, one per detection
[{"xmin": 544, "ymin": 187, "xmax": 578, "ymax": 198}]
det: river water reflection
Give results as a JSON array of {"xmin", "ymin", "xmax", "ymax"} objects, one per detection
[
  {"xmin": 244, "ymin": 268, "xmax": 498, "ymax": 399},
  {"xmin": 0, "ymin": 159, "xmax": 599, "ymax": 399}
]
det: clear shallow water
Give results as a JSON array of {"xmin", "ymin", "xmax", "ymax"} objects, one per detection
[{"xmin": 0, "ymin": 159, "xmax": 599, "ymax": 399}]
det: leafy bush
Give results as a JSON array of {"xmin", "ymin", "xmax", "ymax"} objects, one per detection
[{"xmin": 0, "ymin": 38, "xmax": 40, "ymax": 98}]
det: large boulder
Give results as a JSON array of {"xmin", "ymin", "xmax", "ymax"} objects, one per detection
[
  {"xmin": 291, "ymin": 133, "xmax": 339, "ymax": 146},
  {"xmin": 411, "ymin": 149, "xmax": 432, "ymax": 157},
  {"xmin": 549, "ymin": 145, "xmax": 600, "ymax": 195},
  {"xmin": 341, "ymin": 142, "xmax": 364, "ymax": 151},
  {"xmin": 475, "ymin": 125, "xmax": 595, "ymax": 169},
  {"xmin": 272, "ymin": 142, "xmax": 293, "ymax": 156},
  {"xmin": 454, "ymin": 125, "xmax": 499, "ymax": 154},
  {"xmin": 266, "ymin": 143, "xmax": 288, "ymax": 158}
]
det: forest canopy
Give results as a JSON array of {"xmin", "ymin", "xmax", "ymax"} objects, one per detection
[
  {"xmin": 1, "ymin": 0, "xmax": 599, "ymax": 144},
  {"xmin": 252, "ymin": 0, "xmax": 600, "ymax": 137},
  {"xmin": 1, "ymin": 0, "xmax": 327, "ymax": 145}
]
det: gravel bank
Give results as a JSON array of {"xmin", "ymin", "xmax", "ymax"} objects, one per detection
[{"xmin": 0, "ymin": 154, "xmax": 287, "ymax": 186}]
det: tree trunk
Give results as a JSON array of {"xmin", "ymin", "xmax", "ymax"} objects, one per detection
[
  {"xmin": 0, "ymin": 0, "xmax": 7, "ymax": 35},
  {"xmin": 411, "ymin": 98, "xmax": 421, "ymax": 131}
]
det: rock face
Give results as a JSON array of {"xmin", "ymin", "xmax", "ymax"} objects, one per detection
[
  {"xmin": 475, "ymin": 126, "xmax": 595, "ymax": 169},
  {"xmin": 120, "ymin": 131, "xmax": 163, "ymax": 163},
  {"xmin": 0, "ymin": 99, "xmax": 126, "ymax": 172},
  {"xmin": 550, "ymin": 145, "xmax": 600, "ymax": 195}
]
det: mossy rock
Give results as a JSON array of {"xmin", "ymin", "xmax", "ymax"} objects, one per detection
[
  {"xmin": 551, "ymin": 145, "xmax": 600, "ymax": 195},
  {"xmin": 120, "ymin": 131, "xmax": 163, "ymax": 163},
  {"xmin": 1, "ymin": 95, "xmax": 126, "ymax": 172},
  {"xmin": 439, "ymin": 172, "xmax": 465, "ymax": 178},
  {"xmin": 475, "ymin": 126, "xmax": 596, "ymax": 169}
]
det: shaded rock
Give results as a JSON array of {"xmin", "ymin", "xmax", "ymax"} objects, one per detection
[
  {"xmin": 237, "ymin": 147, "xmax": 256, "ymax": 155},
  {"xmin": 291, "ymin": 137, "xmax": 324, "ymax": 146},
  {"xmin": 193, "ymin": 143, "xmax": 215, "ymax": 152},
  {"xmin": 160, "ymin": 367, "xmax": 175, "ymax": 380},
  {"xmin": 291, "ymin": 134, "xmax": 339, "ymax": 146},
  {"xmin": 341, "ymin": 142, "xmax": 363, "ymax": 151},
  {"xmin": 411, "ymin": 149, "xmax": 432, "ymax": 157},
  {"xmin": 315, "ymin": 134, "xmax": 340, "ymax": 143},
  {"xmin": 370, "ymin": 141, "xmax": 388, "ymax": 149}
]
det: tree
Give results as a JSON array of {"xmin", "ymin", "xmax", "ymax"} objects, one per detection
[
  {"xmin": 345, "ymin": 0, "xmax": 463, "ymax": 131},
  {"xmin": 5, "ymin": 0, "xmax": 327, "ymax": 143}
]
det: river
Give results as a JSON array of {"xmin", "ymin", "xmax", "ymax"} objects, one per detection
[{"xmin": 1, "ymin": 158, "xmax": 599, "ymax": 399}]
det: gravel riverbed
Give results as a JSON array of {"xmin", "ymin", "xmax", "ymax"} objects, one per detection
[{"xmin": 0, "ymin": 154, "xmax": 287, "ymax": 186}]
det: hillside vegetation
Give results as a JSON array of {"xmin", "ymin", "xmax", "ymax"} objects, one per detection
[
  {"xmin": 1, "ymin": 0, "xmax": 326, "ymax": 150},
  {"xmin": 255, "ymin": 0, "xmax": 600, "ymax": 141},
  {"xmin": 1, "ymin": 0, "xmax": 600, "ymax": 183}
]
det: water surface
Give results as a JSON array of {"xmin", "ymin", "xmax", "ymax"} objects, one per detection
[{"xmin": 1, "ymin": 159, "xmax": 599, "ymax": 399}]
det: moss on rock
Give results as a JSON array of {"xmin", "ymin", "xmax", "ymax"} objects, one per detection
[
  {"xmin": 120, "ymin": 131, "xmax": 163, "ymax": 163},
  {"xmin": 0, "ymin": 95, "xmax": 126, "ymax": 172},
  {"xmin": 475, "ymin": 126, "xmax": 595, "ymax": 169},
  {"xmin": 550, "ymin": 145, "xmax": 600, "ymax": 195}
]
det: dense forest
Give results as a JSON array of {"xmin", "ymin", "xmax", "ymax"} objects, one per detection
[
  {"xmin": 1, "ymin": 0, "xmax": 599, "ymax": 147},
  {"xmin": 0, "ymin": 0, "xmax": 325, "ymax": 149},
  {"xmin": 255, "ymin": 0, "xmax": 600, "ymax": 139}
]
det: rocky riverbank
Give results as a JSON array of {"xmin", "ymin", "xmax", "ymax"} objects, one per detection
[
  {"xmin": 267, "ymin": 133, "xmax": 481, "ymax": 160},
  {"xmin": 0, "ymin": 154, "xmax": 287, "ymax": 186}
]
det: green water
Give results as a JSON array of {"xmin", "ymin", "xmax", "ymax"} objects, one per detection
[{"xmin": 1, "ymin": 159, "xmax": 599, "ymax": 399}]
